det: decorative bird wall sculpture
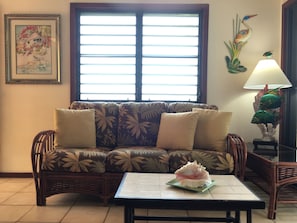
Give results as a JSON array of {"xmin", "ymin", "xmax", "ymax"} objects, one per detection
[
  {"xmin": 225, "ymin": 14, "xmax": 257, "ymax": 74},
  {"xmin": 234, "ymin": 14, "xmax": 257, "ymax": 44}
]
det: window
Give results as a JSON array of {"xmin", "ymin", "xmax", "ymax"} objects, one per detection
[{"xmin": 70, "ymin": 3, "xmax": 209, "ymax": 102}]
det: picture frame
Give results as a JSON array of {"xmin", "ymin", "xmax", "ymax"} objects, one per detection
[{"xmin": 5, "ymin": 14, "xmax": 61, "ymax": 84}]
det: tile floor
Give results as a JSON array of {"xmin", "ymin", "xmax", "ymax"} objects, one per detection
[{"xmin": 0, "ymin": 177, "xmax": 296, "ymax": 223}]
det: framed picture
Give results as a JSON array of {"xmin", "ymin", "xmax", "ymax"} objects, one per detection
[{"xmin": 5, "ymin": 14, "xmax": 61, "ymax": 84}]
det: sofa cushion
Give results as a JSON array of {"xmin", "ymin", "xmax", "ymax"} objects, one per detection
[
  {"xmin": 168, "ymin": 149, "xmax": 234, "ymax": 174},
  {"xmin": 156, "ymin": 112, "xmax": 198, "ymax": 150},
  {"xmin": 54, "ymin": 108, "xmax": 96, "ymax": 148},
  {"xmin": 41, "ymin": 147, "xmax": 108, "ymax": 173},
  {"xmin": 106, "ymin": 147, "xmax": 169, "ymax": 172},
  {"xmin": 70, "ymin": 101, "xmax": 119, "ymax": 147},
  {"xmin": 192, "ymin": 108, "xmax": 232, "ymax": 152},
  {"xmin": 117, "ymin": 102, "xmax": 168, "ymax": 146}
]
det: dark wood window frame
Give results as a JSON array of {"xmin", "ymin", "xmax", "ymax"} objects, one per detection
[{"xmin": 70, "ymin": 3, "xmax": 209, "ymax": 103}]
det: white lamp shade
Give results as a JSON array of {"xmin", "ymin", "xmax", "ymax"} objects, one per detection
[{"xmin": 243, "ymin": 58, "xmax": 292, "ymax": 89}]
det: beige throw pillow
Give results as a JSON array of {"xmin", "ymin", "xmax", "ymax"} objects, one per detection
[
  {"xmin": 192, "ymin": 108, "xmax": 232, "ymax": 152},
  {"xmin": 156, "ymin": 112, "xmax": 198, "ymax": 150},
  {"xmin": 54, "ymin": 108, "xmax": 96, "ymax": 148}
]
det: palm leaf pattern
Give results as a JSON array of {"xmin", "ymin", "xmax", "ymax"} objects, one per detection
[
  {"xmin": 96, "ymin": 107, "xmax": 115, "ymax": 131},
  {"xmin": 62, "ymin": 152, "xmax": 93, "ymax": 172},
  {"xmin": 118, "ymin": 105, "xmax": 129, "ymax": 129},
  {"xmin": 91, "ymin": 161, "xmax": 105, "ymax": 173},
  {"xmin": 126, "ymin": 113, "xmax": 150, "ymax": 139},
  {"xmin": 191, "ymin": 152, "xmax": 217, "ymax": 170},
  {"xmin": 41, "ymin": 148, "xmax": 106, "ymax": 173},
  {"xmin": 143, "ymin": 157, "xmax": 168, "ymax": 172},
  {"xmin": 113, "ymin": 150, "xmax": 144, "ymax": 171},
  {"xmin": 118, "ymin": 103, "xmax": 167, "ymax": 146},
  {"xmin": 140, "ymin": 103, "xmax": 167, "ymax": 120},
  {"xmin": 169, "ymin": 150, "xmax": 233, "ymax": 174},
  {"xmin": 106, "ymin": 147, "xmax": 169, "ymax": 172},
  {"xmin": 216, "ymin": 153, "xmax": 234, "ymax": 172},
  {"xmin": 168, "ymin": 102, "xmax": 218, "ymax": 113},
  {"xmin": 42, "ymin": 151, "xmax": 58, "ymax": 171}
]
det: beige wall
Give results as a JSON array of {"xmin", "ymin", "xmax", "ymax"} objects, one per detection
[{"xmin": 0, "ymin": 0, "xmax": 283, "ymax": 172}]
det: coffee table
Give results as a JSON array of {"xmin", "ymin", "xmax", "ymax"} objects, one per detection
[{"xmin": 114, "ymin": 173, "xmax": 265, "ymax": 223}]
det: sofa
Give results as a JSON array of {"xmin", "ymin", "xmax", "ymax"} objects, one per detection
[{"xmin": 31, "ymin": 101, "xmax": 247, "ymax": 206}]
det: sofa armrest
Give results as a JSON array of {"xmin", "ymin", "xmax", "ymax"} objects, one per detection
[
  {"xmin": 31, "ymin": 130, "xmax": 55, "ymax": 205},
  {"xmin": 226, "ymin": 133, "xmax": 247, "ymax": 181}
]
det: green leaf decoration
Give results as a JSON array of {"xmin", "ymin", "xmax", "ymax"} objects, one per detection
[
  {"xmin": 225, "ymin": 55, "xmax": 247, "ymax": 74},
  {"xmin": 237, "ymin": 65, "xmax": 247, "ymax": 72}
]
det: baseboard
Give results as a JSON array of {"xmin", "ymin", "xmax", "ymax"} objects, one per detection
[{"xmin": 0, "ymin": 173, "xmax": 33, "ymax": 178}]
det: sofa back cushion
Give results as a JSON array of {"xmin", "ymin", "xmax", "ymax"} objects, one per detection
[
  {"xmin": 117, "ymin": 102, "xmax": 168, "ymax": 146},
  {"xmin": 70, "ymin": 101, "xmax": 119, "ymax": 148},
  {"xmin": 168, "ymin": 102, "xmax": 218, "ymax": 113}
]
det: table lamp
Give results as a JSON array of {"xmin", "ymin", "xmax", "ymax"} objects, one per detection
[{"xmin": 244, "ymin": 55, "xmax": 292, "ymax": 142}]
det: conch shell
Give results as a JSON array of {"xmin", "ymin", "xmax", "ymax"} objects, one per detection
[{"xmin": 175, "ymin": 161, "xmax": 211, "ymax": 188}]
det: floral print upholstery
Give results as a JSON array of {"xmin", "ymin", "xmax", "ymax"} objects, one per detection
[
  {"xmin": 168, "ymin": 149, "xmax": 234, "ymax": 174},
  {"xmin": 70, "ymin": 101, "xmax": 119, "ymax": 147},
  {"xmin": 117, "ymin": 102, "xmax": 167, "ymax": 146},
  {"xmin": 42, "ymin": 147, "xmax": 109, "ymax": 173},
  {"xmin": 106, "ymin": 147, "xmax": 169, "ymax": 173}
]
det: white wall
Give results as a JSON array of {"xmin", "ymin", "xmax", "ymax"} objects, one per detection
[{"xmin": 0, "ymin": 0, "xmax": 283, "ymax": 172}]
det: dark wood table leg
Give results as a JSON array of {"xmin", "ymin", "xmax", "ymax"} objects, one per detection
[
  {"xmin": 124, "ymin": 206, "xmax": 134, "ymax": 223},
  {"xmin": 226, "ymin": 211, "xmax": 239, "ymax": 223},
  {"xmin": 247, "ymin": 209, "xmax": 252, "ymax": 223},
  {"xmin": 233, "ymin": 210, "xmax": 240, "ymax": 223},
  {"xmin": 226, "ymin": 211, "xmax": 232, "ymax": 222}
]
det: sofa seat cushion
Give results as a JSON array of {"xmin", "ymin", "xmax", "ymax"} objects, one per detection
[
  {"xmin": 42, "ymin": 147, "xmax": 109, "ymax": 173},
  {"xmin": 168, "ymin": 149, "xmax": 234, "ymax": 174},
  {"xmin": 106, "ymin": 147, "xmax": 169, "ymax": 172}
]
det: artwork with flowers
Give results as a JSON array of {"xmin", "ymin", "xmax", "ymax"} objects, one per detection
[
  {"xmin": 5, "ymin": 14, "xmax": 61, "ymax": 84},
  {"xmin": 16, "ymin": 25, "xmax": 52, "ymax": 74}
]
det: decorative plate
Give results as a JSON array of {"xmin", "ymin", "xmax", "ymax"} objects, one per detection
[{"xmin": 166, "ymin": 179, "xmax": 215, "ymax": 192}]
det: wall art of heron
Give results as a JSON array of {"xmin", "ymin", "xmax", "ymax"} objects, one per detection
[{"xmin": 225, "ymin": 14, "xmax": 257, "ymax": 74}]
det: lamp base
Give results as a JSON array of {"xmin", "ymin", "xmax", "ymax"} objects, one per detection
[
  {"xmin": 257, "ymin": 123, "xmax": 277, "ymax": 141},
  {"xmin": 252, "ymin": 138, "xmax": 278, "ymax": 157}
]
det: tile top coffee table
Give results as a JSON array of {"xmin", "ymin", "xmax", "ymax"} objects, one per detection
[{"xmin": 114, "ymin": 172, "xmax": 265, "ymax": 223}]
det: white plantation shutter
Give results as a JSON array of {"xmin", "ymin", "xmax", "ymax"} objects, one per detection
[
  {"xmin": 72, "ymin": 4, "xmax": 207, "ymax": 102},
  {"xmin": 142, "ymin": 14, "xmax": 199, "ymax": 101},
  {"xmin": 80, "ymin": 14, "xmax": 137, "ymax": 100}
]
